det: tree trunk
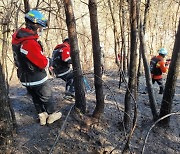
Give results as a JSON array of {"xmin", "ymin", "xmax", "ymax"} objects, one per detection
[
  {"xmin": 23, "ymin": 0, "xmax": 30, "ymax": 13},
  {"xmin": 88, "ymin": 0, "xmax": 104, "ymax": 119},
  {"xmin": 0, "ymin": 64, "xmax": 14, "ymax": 153},
  {"xmin": 0, "ymin": 17, "xmax": 16, "ymax": 153},
  {"xmin": 123, "ymin": 0, "xmax": 138, "ymax": 129},
  {"xmin": 63, "ymin": 0, "xmax": 86, "ymax": 113},
  {"xmin": 139, "ymin": 20, "xmax": 158, "ymax": 121},
  {"xmin": 108, "ymin": 0, "xmax": 120, "ymax": 66},
  {"xmin": 119, "ymin": 0, "xmax": 127, "ymax": 89},
  {"xmin": 159, "ymin": 18, "xmax": 180, "ymax": 125},
  {"xmin": 121, "ymin": 0, "xmax": 127, "ymax": 73},
  {"xmin": 138, "ymin": 0, "xmax": 158, "ymax": 121}
]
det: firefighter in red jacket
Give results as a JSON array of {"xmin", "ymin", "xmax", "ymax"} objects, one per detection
[
  {"xmin": 12, "ymin": 10, "xmax": 61, "ymax": 125},
  {"xmin": 52, "ymin": 38, "xmax": 75, "ymax": 100},
  {"xmin": 51, "ymin": 38, "xmax": 92, "ymax": 100},
  {"xmin": 150, "ymin": 48, "xmax": 169, "ymax": 94}
]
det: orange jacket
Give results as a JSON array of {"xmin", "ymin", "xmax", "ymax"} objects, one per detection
[{"xmin": 151, "ymin": 55, "xmax": 168, "ymax": 79}]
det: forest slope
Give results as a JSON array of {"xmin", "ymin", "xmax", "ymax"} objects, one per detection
[{"xmin": 9, "ymin": 71, "xmax": 180, "ymax": 154}]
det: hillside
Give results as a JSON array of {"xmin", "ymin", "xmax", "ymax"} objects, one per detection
[{"xmin": 9, "ymin": 71, "xmax": 180, "ymax": 154}]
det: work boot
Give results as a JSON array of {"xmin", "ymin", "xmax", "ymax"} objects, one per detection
[
  {"xmin": 65, "ymin": 91, "xmax": 75, "ymax": 97},
  {"xmin": 63, "ymin": 95, "xmax": 75, "ymax": 101},
  {"xmin": 47, "ymin": 112, "xmax": 62, "ymax": 124},
  {"xmin": 64, "ymin": 91, "xmax": 75, "ymax": 101},
  {"xmin": 38, "ymin": 112, "xmax": 49, "ymax": 125}
]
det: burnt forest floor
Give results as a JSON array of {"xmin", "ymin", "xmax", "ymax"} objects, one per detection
[{"xmin": 9, "ymin": 70, "xmax": 180, "ymax": 154}]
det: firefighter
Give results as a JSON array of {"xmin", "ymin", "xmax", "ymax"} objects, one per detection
[
  {"xmin": 150, "ymin": 48, "xmax": 169, "ymax": 94},
  {"xmin": 12, "ymin": 10, "xmax": 62, "ymax": 125},
  {"xmin": 51, "ymin": 38, "xmax": 75, "ymax": 100},
  {"xmin": 51, "ymin": 38, "xmax": 92, "ymax": 100}
]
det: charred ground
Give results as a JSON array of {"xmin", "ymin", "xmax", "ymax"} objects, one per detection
[{"xmin": 9, "ymin": 71, "xmax": 180, "ymax": 154}]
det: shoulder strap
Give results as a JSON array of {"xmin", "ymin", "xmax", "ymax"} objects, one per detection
[{"xmin": 150, "ymin": 56, "xmax": 162, "ymax": 75}]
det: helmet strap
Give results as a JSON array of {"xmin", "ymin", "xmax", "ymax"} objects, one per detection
[
  {"xmin": 25, "ymin": 18, "xmax": 41, "ymax": 32},
  {"xmin": 159, "ymin": 54, "xmax": 165, "ymax": 58},
  {"xmin": 37, "ymin": 27, "xmax": 44, "ymax": 37}
]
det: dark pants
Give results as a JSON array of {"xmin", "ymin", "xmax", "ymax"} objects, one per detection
[
  {"xmin": 59, "ymin": 71, "xmax": 75, "ymax": 94},
  {"xmin": 58, "ymin": 71, "xmax": 91, "ymax": 95},
  {"xmin": 152, "ymin": 78, "xmax": 164, "ymax": 94},
  {"xmin": 26, "ymin": 81, "xmax": 55, "ymax": 114}
]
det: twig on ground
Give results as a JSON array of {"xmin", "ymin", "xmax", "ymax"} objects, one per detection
[
  {"xmin": 142, "ymin": 112, "xmax": 180, "ymax": 154},
  {"xmin": 49, "ymin": 104, "xmax": 74, "ymax": 154}
]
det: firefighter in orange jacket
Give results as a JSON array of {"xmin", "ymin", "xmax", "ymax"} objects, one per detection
[{"xmin": 150, "ymin": 48, "xmax": 169, "ymax": 94}]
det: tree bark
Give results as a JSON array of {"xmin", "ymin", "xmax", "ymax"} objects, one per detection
[
  {"xmin": 0, "ymin": 15, "xmax": 16, "ymax": 152},
  {"xmin": 0, "ymin": 64, "xmax": 14, "ymax": 153},
  {"xmin": 63, "ymin": 0, "xmax": 86, "ymax": 113},
  {"xmin": 23, "ymin": 0, "xmax": 30, "ymax": 13},
  {"xmin": 108, "ymin": 0, "xmax": 120, "ymax": 66},
  {"xmin": 119, "ymin": 0, "xmax": 128, "ymax": 89},
  {"xmin": 123, "ymin": 0, "xmax": 138, "ymax": 129},
  {"xmin": 159, "ymin": 18, "xmax": 180, "ymax": 125},
  {"xmin": 121, "ymin": 0, "xmax": 127, "ymax": 73},
  {"xmin": 139, "ymin": 20, "xmax": 158, "ymax": 121},
  {"xmin": 88, "ymin": 0, "xmax": 104, "ymax": 119},
  {"xmin": 138, "ymin": 0, "xmax": 158, "ymax": 121}
]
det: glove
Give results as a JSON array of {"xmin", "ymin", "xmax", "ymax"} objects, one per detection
[{"xmin": 165, "ymin": 59, "xmax": 171, "ymax": 66}]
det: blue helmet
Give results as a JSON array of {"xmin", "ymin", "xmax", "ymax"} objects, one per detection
[
  {"xmin": 158, "ymin": 48, "xmax": 168, "ymax": 55},
  {"xmin": 25, "ymin": 10, "xmax": 47, "ymax": 27}
]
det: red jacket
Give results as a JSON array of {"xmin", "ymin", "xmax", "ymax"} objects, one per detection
[
  {"xmin": 151, "ymin": 55, "xmax": 168, "ymax": 80},
  {"xmin": 12, "ymin": 28, "xmax": 49, "ymax": 69},
  {"xmin": 52, "ymin": 42, "xmax": 72, "ymax": 77},
  {"xmin": 12, "ymin": 28, "xmax": 49, "ymax": 86},
  {"xmin": 54, "ymin": 42, "xmax": 71, "ymax": 62}
]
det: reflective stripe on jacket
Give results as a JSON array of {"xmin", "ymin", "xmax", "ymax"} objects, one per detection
[
  {"xmin": 52, "ymin": 42, "xmax": 72, "ymax": 76},
  {"xmin": 12, "ymin": 28, "xmax": 49, "ymax": 86}
]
